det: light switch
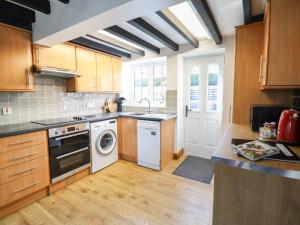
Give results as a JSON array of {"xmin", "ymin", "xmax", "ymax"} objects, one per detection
[{"xmin": 2, "ymin": 107, "xmax": 12, "ymax": 115}]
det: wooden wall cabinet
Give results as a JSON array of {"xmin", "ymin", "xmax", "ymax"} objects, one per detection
[
  {"xmin": 260, "ymin": 0, "xmax": 300, "ymax": 88},
  {"xmin": 232, "ymin": 23, "xmax": 293, "ymax": 124},
  {"xmin": 66, "ymin": 46, "xmax": 122, "ymax": 93},
  {"xmin": 0, "ymin": 24, "xmax": 34, "ymax": 91},
  {"xmin": 33, "ymin": 43, "xmax": 76, "ymax": 72},
  {"xmin": 112, "ymin": 57, "xmax": 122, "ymax": 92},
  {"xmin": 66, "ymin": 47, "xmax": 97, "ymax": 92},
  {"xmin": 118, "ymin": 117, "xmax": 137, "ymax": 162},
  {"xmin": 96, "ymin": 53, "xmax": 113, "ymax": 92}
]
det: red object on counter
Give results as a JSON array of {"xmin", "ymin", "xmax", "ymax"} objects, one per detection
[{"xmin": 277, "ymin": 109, "xmax": 300, "ymax": 145}]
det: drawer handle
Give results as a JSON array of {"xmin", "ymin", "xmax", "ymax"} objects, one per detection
[
  {"xmin": 8, "ymin": 139, "xmax": 35, "ymax": 146},
  {"xmin": 12, "ymin": 181, "xmax": 39, "ymax": 193},
  {"xmin": 8, "ymin": 152, "xmax": 38, "ymax": 162},
  {"xmin": 10, "ymin": 166, "xmax": 39, "ymax": 177}
]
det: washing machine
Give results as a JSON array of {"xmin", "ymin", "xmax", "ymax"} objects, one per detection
[{"xmin": 90, "ymin": 119, "xmax": 118, "ymax": 173}]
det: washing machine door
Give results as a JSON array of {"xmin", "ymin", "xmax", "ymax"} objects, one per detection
[{"xmin": 95, "ymin": 129, "xmax": 117, "ymax": 155}]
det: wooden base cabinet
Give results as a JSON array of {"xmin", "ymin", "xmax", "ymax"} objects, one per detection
[
  {"xmin": 0, "ymin": 24, "xmax": 34, "ymax": 91},
  {"xmin": 118, "ymin": 117, "xmax": 137, "ymax": 162},
  {"xmin": 261, "ymin": 0, "xmax": 300, "ymax": 88},
  {"xmin": 0, "ymin": 131, "xmax": 50, "ymax": 218}
]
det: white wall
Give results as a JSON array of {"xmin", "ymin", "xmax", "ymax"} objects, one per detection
[
  {"xmin": 173, "ymin": 36, "xmax": 236, "ymax": 152},
  {"xmin": 122, "ymin": 36, "xmax": 236, "ymax": 153}
]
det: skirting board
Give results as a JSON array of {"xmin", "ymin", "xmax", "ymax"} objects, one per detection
[
  {"xmin": 173, "ymin": 148, "xmax": 184, "ymax": 160},
  {"xmin": 0, "ymin": 188, "xmax": 48, "ymax": 219}
]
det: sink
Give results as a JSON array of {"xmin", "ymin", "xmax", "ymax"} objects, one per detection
[
  {"xmin": 140, "ymin": 113, "xmax": 172, "ymax": 118},
  {"xmin": 126, "ymin": 112, "xmax": 145, "ymax": 116}
]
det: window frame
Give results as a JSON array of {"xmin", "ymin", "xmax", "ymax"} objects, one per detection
[{"xmin": 124, "ymin": 59, "xmax": 167, "ymax": 108}]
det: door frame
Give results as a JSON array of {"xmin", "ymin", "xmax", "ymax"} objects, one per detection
[{"xmin": 182, "ymin": 52, "xmax": 225, "ymax": 158}]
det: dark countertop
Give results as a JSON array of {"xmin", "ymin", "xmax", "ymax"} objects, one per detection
[
  {"xmin": 212, "ymin": 124, "xmax": 300, "ymax": 180},
  {"xmin": 0, "ymin": 112, "xmax": 176, "ymax": 138},
  {"xmin": 0, "ymin": 122, "xmax": 48, "ymax": 138}
]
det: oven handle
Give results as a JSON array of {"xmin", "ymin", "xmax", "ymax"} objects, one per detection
[
  {"xmin": 54, "ymin": 131, "xmax": 89, "ymax": 141},
  {"xmin": 56, "ymin": 147, "xmax": 89, "ymax": 159}
]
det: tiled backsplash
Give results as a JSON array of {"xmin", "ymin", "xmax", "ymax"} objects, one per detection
[
  {"xmin": 123, "ymin": 90, "xmax": 177, "ymax": 114},
  {"xmin": 0, "ymin": 77, "xmax": 117, "ymax": 125},
  {"xmin": 293, "ymin": 90, "xmax": 300, "ymax": 109}
]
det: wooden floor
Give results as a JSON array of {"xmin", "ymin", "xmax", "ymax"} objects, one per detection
[{"xmin": 0, "ymin": 157, "xmax": 213, "ymax": 225}]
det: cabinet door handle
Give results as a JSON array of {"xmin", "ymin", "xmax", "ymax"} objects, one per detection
[
  {"xmin": 13, "ymin": 181, "xmax": 39, "ymax": 193},
  {"xmin": 8, "ymin": 139, "xmax": 35, "ymax": 146},
  {"xmin": 259, "ymin": 54, "xmax": 263, "ymax": 83},
  {"xmin": 11, "ymin": 166, "xmax": 39, "ymax": 176},
  {"xmin": 8, "ymin": 152, "xmax": 38, "ymax": 162}
]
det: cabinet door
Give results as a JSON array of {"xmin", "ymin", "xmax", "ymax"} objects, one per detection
[
  {"xmin": 35, "ymin": 44, "xmax": 76, "ymax": 71},
  {"xmin": 119, "ymin": 118, "xmax": 137, "ymax": 162},
  {"xmin": 112, "ymin": 57, "xmax": 122, "ymax": 92},
  {"xmin": 75, "ymin": 47, "xmax": 97, "ymax": 92},
  {"xmin": 0, "ymin": 25, "xmax": 33, "ymax": 91},
  {"xmin": 267, "ymin": 0, "xmax": 300, "ymax": 86},
  {"xmin": 96, "ymin": 53, "xmax": 113, "ymax": 92},
  {"xmin": 260, "ymin": 1, "xmax": 270, "ymax": 87}
]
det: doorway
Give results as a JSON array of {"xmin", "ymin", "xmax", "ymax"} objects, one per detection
[{"xmin": 184, "ymin": 54, "xmax": 224, "ymax": 158}]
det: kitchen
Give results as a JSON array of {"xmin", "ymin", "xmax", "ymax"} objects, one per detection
[{"xmin": 0, "ymin": 0, "xmax": 299, "ymax": 225}]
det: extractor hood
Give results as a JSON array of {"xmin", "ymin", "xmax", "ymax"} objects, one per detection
[{"xmin": 35, "ymin": 66, "xmax": 80, "ymax": 78}]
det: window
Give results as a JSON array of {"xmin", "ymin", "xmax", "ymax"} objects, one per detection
[{"xmin": 122, "ymin": 59, "xmax": 167, "ymax": 107}]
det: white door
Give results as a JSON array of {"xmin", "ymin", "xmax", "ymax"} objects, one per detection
[{"xmin": 184, "ymin": 55, "xmax": 224, "ymax": 158}]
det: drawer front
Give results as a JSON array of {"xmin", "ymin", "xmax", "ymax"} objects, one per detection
[
  {"xmin": 0, "ymin": 169, "xmax": 50, "ymax": 207},
  {"xmin": 0, "ymin": 144, "xmax": 48, "ymax": 169},
  {"xmin": 0, "ymin": 156, "xmax": 49, "ymax": 185},
  {"xmin": 0, "ymin": 131, "xmax": 47, "ymax": 154}
]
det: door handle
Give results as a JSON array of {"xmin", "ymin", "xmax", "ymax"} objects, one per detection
[{"xmin": 185, "ymin": 105, "xmax": 191, "ymax": 117}]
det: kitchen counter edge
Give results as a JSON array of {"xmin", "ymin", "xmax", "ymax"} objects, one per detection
[
  {"xmin": 212, "ymin": 124, "xmax": 300, "ymax": 180},
  {"xmin": 0, "ymin": 113, "xmax": 177, "ymax": 138}
]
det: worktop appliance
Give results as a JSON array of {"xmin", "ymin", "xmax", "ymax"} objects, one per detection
[
  {"xmin": 48, "ymin": 122, "xmax": 90, "ymax": 183},
  {"xmin": 277, "ymin": 109, "xmax": 300, "ymax": 145}
]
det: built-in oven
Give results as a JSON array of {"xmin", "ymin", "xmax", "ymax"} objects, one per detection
[{"xmin": 48, "ymin": 122, "xmax": 90, "ymax": 183}]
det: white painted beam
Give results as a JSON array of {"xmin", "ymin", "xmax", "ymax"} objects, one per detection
[{"xmin": 33, "ymin": 0, "xmax": 186, "ymax": 46}]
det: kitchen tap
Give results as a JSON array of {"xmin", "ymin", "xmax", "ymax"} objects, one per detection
[{"xmin": 139, "ymin": 98, "xmax": 153, "ymax": 113}]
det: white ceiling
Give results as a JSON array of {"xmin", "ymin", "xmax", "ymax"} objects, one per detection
[
  {"xmin": 207, "ymin": 0, "xmax": 244, "ymax": 37},
  {"xmin": 94, "ymin": 0, "xmax": 265, "ymax": 56},
  {"xmin": 142, "ymin": 13, "xmax": 187, "ymax": 45}
]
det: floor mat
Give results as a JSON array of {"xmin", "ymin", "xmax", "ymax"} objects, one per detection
[{"xmin": 173, "ymin": 155, "xmax": 214, "ymax": 184}]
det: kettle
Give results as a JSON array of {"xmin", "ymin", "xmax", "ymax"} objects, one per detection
[{"xmin": 277, "ymin": 109, "xmax": 300, "ymax": 145}]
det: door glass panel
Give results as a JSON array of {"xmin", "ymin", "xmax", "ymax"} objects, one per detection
[
  {"xmin": 206, "ymin": 64, "xmax": 220, "ymax": 112},
  {"xmin": 189, "ymin": 66, "xmax": 200, "ymax": 111}
]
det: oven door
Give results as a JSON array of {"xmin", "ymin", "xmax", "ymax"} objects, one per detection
[{"xmin": 49, "ymin": 130, "xmax": 90, "ymax": 183}]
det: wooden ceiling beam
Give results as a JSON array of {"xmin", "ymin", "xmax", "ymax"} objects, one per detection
[
  {"xmin": 0, "ymin": 1, "xmax": 35, "ymax": 23},
  {"xmin": 156, "ymin": 9, "xmax": 199, "ymax": 48},
  {"xmin": 105, "ymin": 25, "xmax": 160, "ymax": 54},
  {"xmin": 189, "ymin": 0, "xmax": 222, "ymax": 44},
  {"xmin": 128, "ymin": 17, "xmax": 179, "ymax": 51},
  {"xmin": 70, "ymin": 37, "xmax": 131, "ymax": 59},
  {"xmin": 7, "ymin": 0, "xmax": 51, "ymax": 15}
]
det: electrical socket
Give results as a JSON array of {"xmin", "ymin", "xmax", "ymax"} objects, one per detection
[
  {"xmin": 86, "ymin": 102, "xmax": 96, "ymax": 108},
  {"xmin": 2, "ymin": 107, "xmax": 12, "ymax": 115}
]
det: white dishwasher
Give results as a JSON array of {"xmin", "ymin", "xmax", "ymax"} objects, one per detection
[{"xmin": 137, "ymin": 120, "xmax": 161, "ymax": 170}]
